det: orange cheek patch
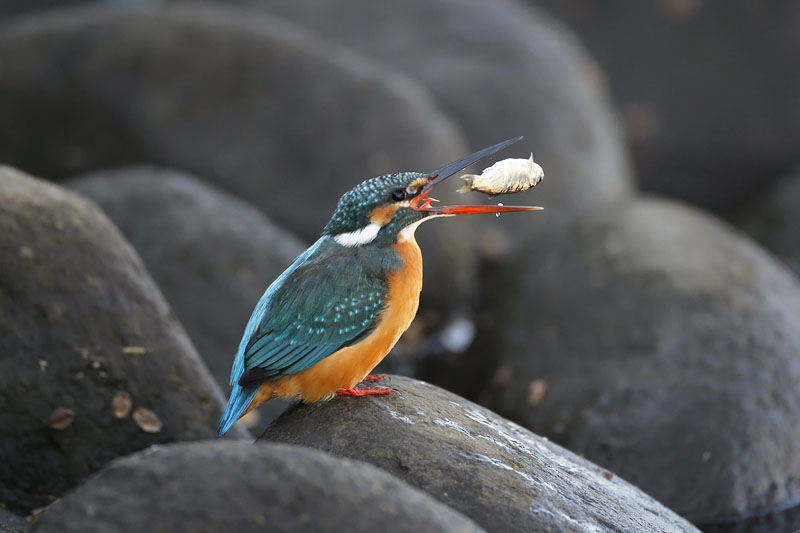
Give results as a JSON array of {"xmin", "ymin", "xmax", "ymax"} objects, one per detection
[{"xmin": 368, "ymin": 205, "xmax": 399, "ymax": 226}]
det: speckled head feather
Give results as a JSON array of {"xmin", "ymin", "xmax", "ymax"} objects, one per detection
[{"xmin": 323, "ymin": 172, "xmax": 428, "ymax": 246}]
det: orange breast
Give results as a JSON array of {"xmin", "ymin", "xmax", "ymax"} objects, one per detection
[{"xmin": 246, "ymin": 237, "xmax": 423, "ymax": 410}]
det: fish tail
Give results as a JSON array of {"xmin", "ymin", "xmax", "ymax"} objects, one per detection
[
  {"xmin": 458, "ymin": 175, "xmax": 477, "ymax": 193},
  {"xmin": 218, "ymin": 384, "xmax": 259, "ymax": 436}
]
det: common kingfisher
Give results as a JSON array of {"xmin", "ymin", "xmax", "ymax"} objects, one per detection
[{"xmin": 219, "ymin": 137, "xmax": 540, "ymax": 435}]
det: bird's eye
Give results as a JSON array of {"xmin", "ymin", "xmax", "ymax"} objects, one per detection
[{"xmin": 391, "ymin": 189, "xmax": 407, "ymax": 202}]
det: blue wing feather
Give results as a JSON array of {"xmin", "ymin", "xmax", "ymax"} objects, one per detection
[
  {"xmin": 219, "ymin": 237, "xmax": 327, "ymax": 435},
  {"xmin": 219, "ymin": 236, "xmax": 399, "ymax": 435}
]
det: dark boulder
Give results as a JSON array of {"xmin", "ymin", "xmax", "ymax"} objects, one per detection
[
  {"xmin": 260, "ymin": 375, "xmax": 698, "ymax": 533},
  {"xmin": 0, "ymin": 4, "xmax": 466, "ymax": 241},
  {"xmin": 467, "ymin": 197, "xmax": 800, "ymax": 527},
  {"xmin": 536, "ymin": 0, "xmax": 800, "ymax": 216},
  {"xmin": 0, "ymin": 3, "xmax": 475, "ymax": 324},
  {"xmin": 68, "ymin": 166, "xmax": 305, "ymax": 390},
  {"xmin": 33, "ymin": 440, "xmax": 486, "ymax": 533},
  {"xmin": 213, "ymin": 0, "xmax": 635, "ymax": 223},
  {"xmin": 0, "ymin": 167, "xmax": 246, "ymax": 514},
  {"xmin": 740, "ymin": 171, "xmax": 800, "ymax": 279}
]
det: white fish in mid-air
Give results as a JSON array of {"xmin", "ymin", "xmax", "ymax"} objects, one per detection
[{"xmin": 458, "ymin": 153, "xmax": 544, "ymax": 196}]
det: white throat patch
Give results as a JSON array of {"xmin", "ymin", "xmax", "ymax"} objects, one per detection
[
  {"xmin": 398, "ymin": 214, "xmax": 449, "ymax": 242},
  {"xmin": 333, "ymin": 223, "xmax": 382, "ymax": 247}
]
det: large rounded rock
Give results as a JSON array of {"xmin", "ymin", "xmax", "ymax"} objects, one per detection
[
  {"xmin": 536, "ymin": 0, "xmax": 800, "ymax": 215},
  {"xmin": 214, "ymin": 0, "xmax": 634, "ymax": 222},
  {"xmin": 0, "ymin": 3, "xmax": 475, "ymax": 324},
  {"xmin": 33, "ymin": 440, "xmax": 486, "ymax": 533},
  {"xmin": 68, "ymin": 166, "xmax": 305, "ymax": 390},
  {"xmin": 740, "ymin": 172, "xmax": 800, "ymax": 278},
  {"xmin": 0, "ymin": 167, "xmax": 246, "ymax": 514},
  {"xmin": 260, "ymin": 376, "xmax": 698, "ymax": 533},
  {"xmin": 467, "ymin": 197, "xmax": 800, "ymax": 527},
  {"xmin": 0, "ymin": 4, "xmax": 465, "ymax": 241}
]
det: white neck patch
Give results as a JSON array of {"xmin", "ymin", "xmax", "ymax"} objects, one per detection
[{"xmin": 333, "ymin": 223, "xmax": 382, "ymax": 247}]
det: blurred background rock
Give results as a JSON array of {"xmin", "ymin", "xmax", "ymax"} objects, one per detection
[{"xmin": 1, "ymin": 1, "xmax": 799, "ymax": 531}]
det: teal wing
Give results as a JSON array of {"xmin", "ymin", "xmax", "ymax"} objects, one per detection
[{"xmin": 237, "ymin": 246, "xmax": 388, "ymax": 387}]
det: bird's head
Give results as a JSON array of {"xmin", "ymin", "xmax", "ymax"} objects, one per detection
[{"xmin": 323, "ymin": 137, "xmax": 541, "ymax": 247}]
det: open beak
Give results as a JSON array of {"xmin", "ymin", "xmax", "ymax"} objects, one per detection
[{"xmin": 410, "ymin": 136, "xmax": 543, "ymax": 215}]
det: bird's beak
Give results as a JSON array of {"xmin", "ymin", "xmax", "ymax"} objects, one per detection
[{"xmin": 410, "ymin": 136, "xmax": 543, "ymax": 215}]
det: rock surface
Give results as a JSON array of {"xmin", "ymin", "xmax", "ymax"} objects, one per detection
[
  {"xmin": 260, "ymin": 375, "xmax": 698, "ymax": 533},
  {"xmin": 0, "ymin": 4, "xmax": 465, "ymax": 240},
  {"xmin": 0, "ymin": 509, "xmax": 29, "ymax": 533},
  {"xmin": 536, "ymin": 0, "xmax": 800, "ymax": 216},
  {"xmin": 740, "ymin": 172, "xmax": 800, "ymax": 279},
  {"xmin": 0, "ymin": 167, "xmax": 245, "ymax": 514},
  {"xmin": 33, "ymin": 440, "xmax": 487, "ymax": 533},
  {"xmin": 68, "ymin": 166, "xmax": 305, "ymax": 390},
  {"xmin": 0, "ymin": 3, "xmax": 475, "ymax": 322},
  {"xmin": 219, "ymin": 0, "xmax": 634, "ymax": 223},
  {"xmin": 466, "ymin": 197, "xmax": 800, "ymax": 526}
]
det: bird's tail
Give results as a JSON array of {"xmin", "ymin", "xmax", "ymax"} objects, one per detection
[{"xmin": 218, "ymin": 384, "xmax": 259, "ymax": 436}]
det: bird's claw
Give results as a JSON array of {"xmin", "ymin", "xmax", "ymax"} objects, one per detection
[{"xmin": 361, "ymin": 374, "xmax": 389, "ymax": 383}]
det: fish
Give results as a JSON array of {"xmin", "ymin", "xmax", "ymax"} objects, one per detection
[{"xmin": 458, "ymin": 153, "xmax": 544, "ymax": 196}]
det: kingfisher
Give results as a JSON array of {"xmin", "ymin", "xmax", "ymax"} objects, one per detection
[{"xmin": 219, "ymin": 137, "xmax": 540, "ymax": 435}]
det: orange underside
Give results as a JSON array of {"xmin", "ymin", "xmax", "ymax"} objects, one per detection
[{"xmin": 244, "ymin": 238, "xmax": 423, "ymax": 415}]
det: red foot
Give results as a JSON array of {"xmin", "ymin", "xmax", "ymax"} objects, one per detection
[
  {"xmin": 337, "ymin": 387, "xmax": 393, "ymax": 397},
  {"xmin": 361, "ymin": 374, "xmax": 388, "ymax": 383}
]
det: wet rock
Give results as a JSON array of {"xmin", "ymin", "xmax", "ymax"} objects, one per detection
[
  {"xmin": 69, "ymin": 166, "xmax": 305, "ymax": 389},
  {"xmin": 535, "ymin": 0, "xmax": 800, "ymax": 216},
  {"xmin": 740, "ymin": 172, "xmax": 800, "ymax": 278},
  {"xmin": 33, "ymin": 440, "xmax": 486, "ymax": 533},
  {"xmin": 0, "ymin": 4, "xmax": 466, "ymax": 241},
  {"xmin": 260, "ymin": 375, "xmax": 698, "ymax": 533},
  {"xmin": 214, "ymin": 0, "xmax": 635, "ymax": 225},
  {"xmin": 0, "ymin": 167, "xmax": 246, "ymax": 514},
  {"xmin": 470, "ymin": 197, "xmax": 800, "ymax": 526},
  {"xmin": 0, "ymin": 509, "xmax": 29, "ymax": 533}
]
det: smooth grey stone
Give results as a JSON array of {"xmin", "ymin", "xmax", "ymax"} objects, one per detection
[
  {"xmin": 33, "ymin": 440, "xmax": 487, "ymax": 533},
  {"xmin": 260, "ymin": 375, "xmax": 698, "ymax": 533},
  {"xmin": 0, "ymin": 166, "xmax": 246, "ymax": 514}
]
